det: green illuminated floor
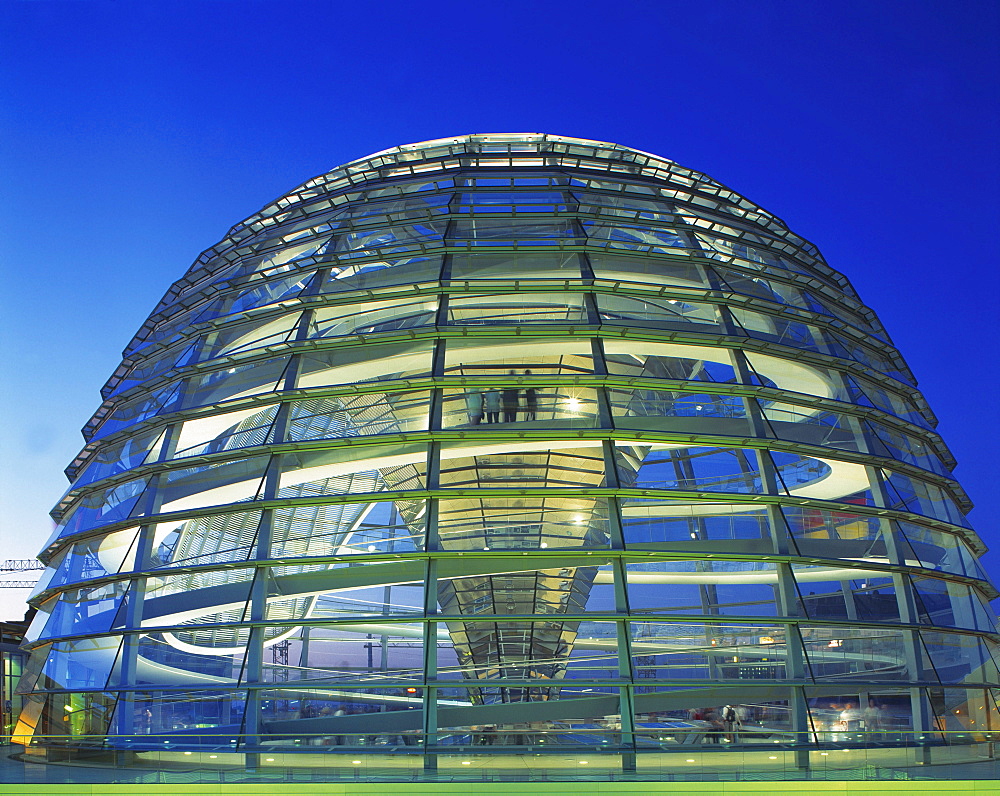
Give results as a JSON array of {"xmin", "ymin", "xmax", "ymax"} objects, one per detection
[{"xmin": 1, "ymin": 782, "xmax": 1000, "ymax": 794}]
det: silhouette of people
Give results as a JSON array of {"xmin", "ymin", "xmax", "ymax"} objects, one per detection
[
  {"xmin": 501, "ymin": 371, "xmax": 519, "ymax": 422},
  {"xmin": 722, "ymin": 704, "xmax": 740, "ymax": 742},
  {"xmin": 523, "ymin": 370, "xmax": 537, "ymax": 421},
  {"xmin": 484, "ymin": 388, "xmax": 501, "ymax": 424},
  {"xmin": 465, "ymin": 389, "xmax": 484, "ymax": 425},
  {"xmin": 863, "ymin": 700, "xmax": 884, "ymax": 739}
]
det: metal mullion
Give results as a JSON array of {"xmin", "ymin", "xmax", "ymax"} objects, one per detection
[
  {"xmin": 731, "ymin": 349, "xmax": 799, "ymax": 558},
  {"xmin": 112, "ymin": 519, "xmax": 157, "ymax": 744},
  {"xmin": 733, "ymin": 350, "xmax": 789, "ymax": 559},
  {"xmin": 111, "ymin": 456, "xmax": 175, "ymax": 746},
  {"xmin": 864, "ymin": 465, "xmax": 935, "ymax": 742},
  {"xmin": 241, "ymin": 453, "xmax": 282, "ymax": 762}
]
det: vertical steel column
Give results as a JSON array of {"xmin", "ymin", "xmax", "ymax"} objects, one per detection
[
  {"xmin": 114, "ymin": 419, "xmax": 181, "ymax": 757},
  {"xmin": 241, "ymin": 351, "xmax": 299, "ymax": 766},
  {"xmin": 866, "ymin": 464, "xmax": 935, "ymax": 754},
  {"xmin": 730, "ymin": 342, "xmax": 811, "ymax": 765}
]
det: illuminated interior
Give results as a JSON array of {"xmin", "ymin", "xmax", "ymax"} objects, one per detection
[{"xmin": 14, "ymin": 134, "xmax": 999, "ymax": 766}]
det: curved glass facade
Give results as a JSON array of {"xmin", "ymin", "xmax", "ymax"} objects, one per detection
[{"xmin": 14, "ymin": 134, "xmax": 999, "ymax": 774}]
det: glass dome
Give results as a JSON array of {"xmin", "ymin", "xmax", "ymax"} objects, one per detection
[{"xmin": 14, "ymin": 134, "xmax": 999, "ymax": 779}]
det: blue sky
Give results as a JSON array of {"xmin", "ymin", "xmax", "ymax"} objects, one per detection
[{"xmin": 1, "ymin": 0, "xmax": 997, "ymax": 616}]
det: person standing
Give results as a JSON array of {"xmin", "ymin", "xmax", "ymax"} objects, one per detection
[
  {"xmin": 523, "ymin": 369, "xmax": 538, "ymax": 421},
  {"xmin": 465, "ymin": 389, "xmax": 484, "ymax": 426},
  {"xmin": 863, "ymin": 700, "xmax": 883, "ymax": 740},
  {"xmin": 501, "ymin": 371, "xmax": 519, "ymax": 423},
  {"xmin": 722, "ymin": 704, "xmax": 740, "ymax": 743},
  {"xmin": 484, "ymin": 388, "xmax": 501, "ymax": 424}
]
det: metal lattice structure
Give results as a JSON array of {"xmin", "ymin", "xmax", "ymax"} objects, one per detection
[{"xmin": 14, "ymin": 134, "xmax": 1000, "ymax": 771}]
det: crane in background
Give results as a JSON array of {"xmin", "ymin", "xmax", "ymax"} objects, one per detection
[{"xmin": 0, "ymin": 560, "xmax": 43, "ymax": 589}]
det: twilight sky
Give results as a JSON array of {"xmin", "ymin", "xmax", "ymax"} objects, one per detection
[{"xmin": 1, "ymin": 0, "xmax": 997, "ymax": 618}]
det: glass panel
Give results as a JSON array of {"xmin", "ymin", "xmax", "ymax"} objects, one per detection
[
  {"xmin": 437, "ymin": 558, "xmax": 616, "ymax": 616},
  {"xmin": 694, "ymin": 234, "xmax": 780, "ymax": 266},
  {"xmin": 38, "ymin": 580, "xmax": 130, "ymax": 640},
  {"xmin": 604, "ymin": 340, "xmax": 738, "ymax": 382},
  {"xmin": 928, "ymin": 687, "xmax": 997, "ymax": 732},
  {"xmin": 141, "ymin": 567, "xmax": 256, "ymax": 630},
  {"xmin": 781, "ymin": 507, "xmax": 886, "ymax": 560},
  {"xmin": 626, "ymin": 561, "xmax": 782, "ymax": 616},
  {"xmin": 285, "ymin": 391, "xmax": 430, "ymax": 442},
  {"xmin": 714, "ymin": 266, "xmax": 808, "ymax": 307},
  {"xmin": 759, "ymin": 400, "xmax": 864, "ymax": 453},
  {"xmin": 438, "ymin": 620, "xmax": 619, "ymax": 682},
  {"xmin": 269, "ymin": 499, "xmax": 424, "ymax": 559},
  {"xmin": 435, "ymin": 685, "xmax": 621, "ymax": 747},
  {"xmin": 171, "ymin": 405, "xmax": 277, "ymax": 460},
  {"xmin": 448, "ymin": 293, "xmax": 587, "ymax": 325},
  {"xmin": 794, "ymin": 567, "xmax": 900, "ymax": 622},
  {"xmin": 443, "ymin": 338, "xmax": 594, "ymax": 376},
  {"xmin": 39, "ymin": 637, "xmax": 121, "ymax": 691},
  {"xmin": 109, "ymin": 339, "xmax": 198, "ymax": 397},
  {"xmin": 882, "ymin": 470, "xmax": 969, "ymax": 528},
  {"xmin": 277, "ymin": 442, "xmax": 427, "ymax": 498},
  {"xmin": 443, "ymin": 385, "xmax": 599, "ymax": 429},
  {"xmin": 630, "ymin": 622, "xmax": 793, "ymax": 680},
  {"xmin": 610, "ymin": 387, "xmax": 749, "ymax": 436},
  {"xmin": 590, "ymin": 253, "xmax": 708, "ymax": 287},
  {"xmin": 833, "ymin": 332, "xmax": 901, "ymax": 380},
  {"xmin": 800, "ymin": 625, "xmax": 909, "ymax": 682},
  {"xmin": 198, "ymin": 272, "xmax": 313, "ymax": 322},
  {"xmin": 621, "ymin": 500, "xmax": 771, "ymax": 550},
  {"xmin": 584, "ymin": 221, "xmax": 691, "ymax": 253},
  {"xmin": 910, "ymin": 575, "xmax": 997, "ymax": 633},
  {"xmin": 895, "ymin": 520, "xmax": 989, "ymax": 580},
  {"xmin": 730, "ymin": 307, "xmax": 828, "ymax": 354},
  {"xmin": 616, "ymin": 443, "xmax": 762, "ymax": 494},
  {"xmin": 299, "ymin": 561, "xmax": 425, "ymax": 619},
  {"xmin": 440, "ymin": 440, "xmax": 607, "ymax": 491},
  {"xmin": 854, "ymin": 374, "xmax": 931, "ymax": 429},
  {"xmin": 333, "ymin": 219, "xmax": 447, "ymax": 255},
  {"xmin": 743, "ymin": 351, "xmax": 844, "ymax": 402},
  {"xmin": 322, "ymin": 255, "xmax": 443, "ymax": 292},
  {"xmin": 115, "ymin": 689, "xmax": 246, "ymax": 736},
  {"xmin": 596, "ymin": 294, "xmax": 719, "ymax": 329},
  {"xmin": 806, "ymin": 689, "xmax": 913, "ymax": 740},
  {"xmin": 308, "ymin": 297, "xmax": 437, "ymax": 338},
  {"xmin": 437, "ymin": 496, "xmax": 611, "ymax": 553},
  {"xmin": 768, "ymin": 450, "xmax": 847, "ymax": 498},
  {"xmin": 24, "ymin": 596, "xmax": 54, "ymax": 644},
  {"xmin": 55, "ymin": 477, "xmax": 149, "ymax": 539},
  {"xmin": 865, "ymin": 419, "xmax": 948, "ymax": 476},
  {"xmin": 23, "ymin": 691, "xmax": 116, "ymax": 739},
  {"xmin": 921, "ymin": 632, "xmax": 1000, "ymax": 685},
  {"xmin": 296, "ymin": 341, "xmax": 432, "ymax": 389},
  {"xmin": 146, "ymin": 510, "xmax": 262, "ymax": 569},
  {"xmin": 456, "ymin": 190, "xmax": 570, "ymax": 213},
  {"xmin": 73, "ymin": 427, "xmax": 167, "ymax": 487},
  {"xmin": 259, "ymin": 687, "xmax": 423, "ymax": 747},
  {"xmin": 182, "ymin": 356, "xmax": 290, "ymax": 410},
  {"xmin": 450, "ymin": 218, "xmax": 579, "ymax": 244},
  {"xmin": 44, "ymin": 527, "xmax": 140, "ymax": 590},
  {"xmin": 93, "ymin": 381, "xmax": 184, "ymax": 440},
  {"xmin": 253, "ymin": 624, "xmax": 425, "ymax": 684},
  {"xmin": 131, "ymin": 306, "xmax": 202, "ymax": 354},
  {"xmin": 157, "ymin": 456, "xmax": 270, "ymax": 513},
  {"xmin": 450, "ymin": 252, "xmax": 583, "ymax": 280},
  {"xmin": 203, "ymin": 313, "xmax": 300, "ymax": 360}
]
